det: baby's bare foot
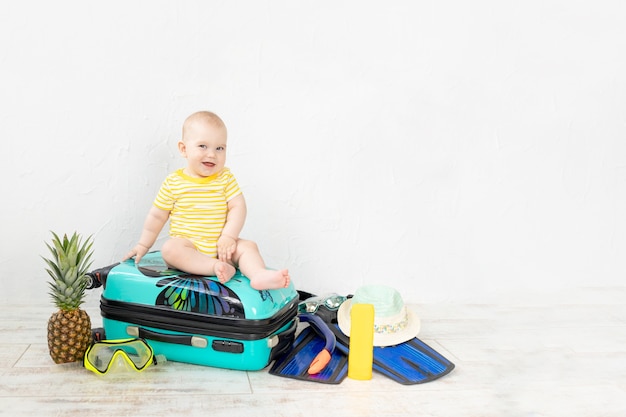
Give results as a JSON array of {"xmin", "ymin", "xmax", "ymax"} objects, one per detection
[
  {"xmin": 282, "ymin": 270, "xmax": 290, "ymax": 288},
  {"xmin": 214, "ymin": 261, "xmax": 236, "ymax": 284},
  {"xmin": 250, "ymin": 269, "xmax": 290, "ymax": 290}
]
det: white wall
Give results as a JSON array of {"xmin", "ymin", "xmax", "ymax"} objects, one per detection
[{"xmin": 1, "ymin": 1, "xmax": 625, "ymax": 305}]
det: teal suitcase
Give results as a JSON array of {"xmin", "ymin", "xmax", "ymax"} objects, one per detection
[{"xmin": 87, "ymin": 251, "xmax": 298, "ymax": 371}]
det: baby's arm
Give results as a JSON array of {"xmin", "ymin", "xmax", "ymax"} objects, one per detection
[
  {"xmin": 217, "ymin": 194, "xmax": 247, "ymax": 261},
  {"xmin": 123, "ymin": 205, "xmax": 170, "ymax": 263}
]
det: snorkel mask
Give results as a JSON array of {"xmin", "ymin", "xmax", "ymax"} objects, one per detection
[{"xmin": 84, "ymin": 338, "xmax": 163, "ymax": 375}]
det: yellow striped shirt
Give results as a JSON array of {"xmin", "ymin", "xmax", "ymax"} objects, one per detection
[{"xmin": 154, "ymin": 168, "xmax": 242, "ymax": 257}]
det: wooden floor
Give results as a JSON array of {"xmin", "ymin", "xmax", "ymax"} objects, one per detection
[{"xmin": 1, "ymin": 286, "xmax": 625, "ymax": 416}]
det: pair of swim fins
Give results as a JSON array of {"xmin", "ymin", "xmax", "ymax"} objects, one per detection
[{"xmin": 269, "ymin": 295, "xmax": 455, "ymax": 385}]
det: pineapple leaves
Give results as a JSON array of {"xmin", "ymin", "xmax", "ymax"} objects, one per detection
[{"xmin": 42, "ymin": 232, "xmax": 94, "ymax": 310}]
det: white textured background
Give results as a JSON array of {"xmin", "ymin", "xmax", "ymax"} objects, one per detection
[{"xmin": 1, "ymin": 1, "xmax": 624, "ymax": 304}]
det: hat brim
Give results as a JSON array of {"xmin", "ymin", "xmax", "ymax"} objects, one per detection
[{"xmin": 337, "ymin": 299, "xmax": 421, "ymax": 347}]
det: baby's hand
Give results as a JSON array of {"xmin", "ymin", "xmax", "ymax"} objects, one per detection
[
  {"xmin": 123, "ymin": 244, "xmax": 149, "ymax": 264},
  {"xmin": 217, "ymin": 235, "xmax": 237, "ymax": 262}
]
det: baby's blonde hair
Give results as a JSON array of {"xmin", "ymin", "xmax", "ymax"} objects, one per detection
[{"xmin": 182, "ymin": 111, "xmax": 226, "ymax": 140}]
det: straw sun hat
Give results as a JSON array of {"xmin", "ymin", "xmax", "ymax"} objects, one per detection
[{"xmin": 337, "ymin": 285, "xmax": 420, "ymax": 347}]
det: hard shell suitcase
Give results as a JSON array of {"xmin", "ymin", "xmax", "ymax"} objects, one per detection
[{"xmin": 87, "ymin": 251, "xmax": 298, "ymax": 371}]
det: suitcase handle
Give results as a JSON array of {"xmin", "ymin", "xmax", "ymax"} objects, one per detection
[
  {"xmin": 131, "ymin": 326, "xmax": 244, "ymax": 353},
  {"xmin": 129, "ymin": 326, "xmax": 208, "ymax": 348},
  {"xmin": 86, "ymin": 262, "xmax": 120, "ymax": 289}
]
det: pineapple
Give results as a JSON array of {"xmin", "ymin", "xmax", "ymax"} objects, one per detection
[{"xmin": 43, "ymin": 232, "xmax": 94, "ymax": 364}]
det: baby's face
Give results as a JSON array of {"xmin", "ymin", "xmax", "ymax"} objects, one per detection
[{"xmin": 179, "ymin": 120, "xmax": 228, "ymax": 178}]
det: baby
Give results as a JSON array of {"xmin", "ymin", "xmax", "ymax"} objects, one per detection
[{"xmin": 123, "ymin": 111, "xmax": 290, "ymax": 290}]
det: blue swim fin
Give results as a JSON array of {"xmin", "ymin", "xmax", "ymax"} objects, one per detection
[
  {"xmin": 268, "ymin": 325, "xmax": 348, "ymax": 384},
  {"xmin": 314, "ymin": 303, "xmax": 455, "ymax": 385}
]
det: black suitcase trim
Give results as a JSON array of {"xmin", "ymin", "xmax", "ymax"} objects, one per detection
[{"xmin": 100, "ymin": 296, "xmax": 298, "ymax": 341}]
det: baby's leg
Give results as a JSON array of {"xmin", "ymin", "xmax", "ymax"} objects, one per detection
[
  {"xmin": 233, "ymin": 239, "xmax": 290, "ymax": 290},
  {"xmin": 161, "ymin": 237, "xmax": 236, "ymax": 283}
]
